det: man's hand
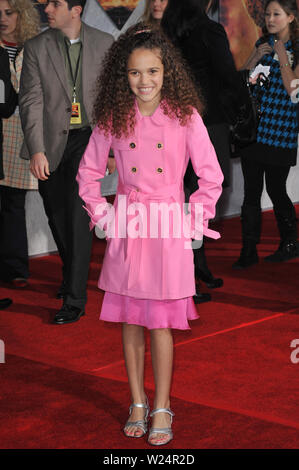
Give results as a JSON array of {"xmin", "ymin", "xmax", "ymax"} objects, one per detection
[{"xmin": 30, "ymin": 152, "xmax": 50, "ymax": 180}]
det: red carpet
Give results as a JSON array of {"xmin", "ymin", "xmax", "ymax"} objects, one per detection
[{"xmin": 1, "ymin": 206, "xmax": 299, "ymax": 449}]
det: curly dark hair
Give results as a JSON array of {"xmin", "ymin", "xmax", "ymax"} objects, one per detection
[{"xmin": 93, "ymin": 22, "xmax": 204, "ymax": 138}]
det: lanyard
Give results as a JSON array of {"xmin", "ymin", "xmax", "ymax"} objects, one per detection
[{"xmin": 65, "ymin": 39, "xmax": 82, "ymax": 103}]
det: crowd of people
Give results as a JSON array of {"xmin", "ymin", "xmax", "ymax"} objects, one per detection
[{"xmin": 0, "ymin": 0, "xmax": 298, "ymax": 446}]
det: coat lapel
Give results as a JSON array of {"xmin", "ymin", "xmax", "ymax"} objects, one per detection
[{"xmin": 45, "ymin": 31, "xmax": 70, "ymax": 102}]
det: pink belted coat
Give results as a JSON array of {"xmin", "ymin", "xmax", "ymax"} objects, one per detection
[{"xmin": 77, "ymin": 104, "xmax": 223, "ymax": 301}]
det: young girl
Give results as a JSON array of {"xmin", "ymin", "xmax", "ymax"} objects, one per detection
[
  {"xmin": 233, "ymin": 0, "xmax": 299, "ymax": 268},
  {"xmin": 77, "ymin": 23, "xmax": 223, "ymax": 446}
]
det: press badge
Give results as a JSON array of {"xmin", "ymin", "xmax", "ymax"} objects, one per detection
[{"xmin": 71, "ymin": 102, "xmax": 82, "ymax": 124}]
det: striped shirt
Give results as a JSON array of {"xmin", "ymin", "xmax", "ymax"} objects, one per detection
[{"xmin": 2, "ymin": 39, "xmax": 18, "ymax": 65}]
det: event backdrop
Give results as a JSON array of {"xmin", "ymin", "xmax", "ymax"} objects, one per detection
[
  {"xmin": 220, "ymin": 0, "xmax": 264, "ymax": 69},
  {"xmin": 32, "ymin": 0, "xmax": 48, "ymax": 27},
  {"xmin": 32, "ymin": 0, "xmax": 144, "ymax": 31},
  {"xmin": 97, "ymin": 0, "xmax": 143, "ymax": 30}
]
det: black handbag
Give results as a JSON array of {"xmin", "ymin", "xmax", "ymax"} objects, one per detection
[{"xmin": 230, "ymin": 69, "xmax": 269, "ymax": 149}]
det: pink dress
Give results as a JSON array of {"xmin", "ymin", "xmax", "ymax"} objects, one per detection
[{"xmin": 77, "ymin": 104, "xmax": 223, "ymax": 329}]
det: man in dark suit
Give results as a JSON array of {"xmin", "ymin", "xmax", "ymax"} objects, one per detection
[
  {"xmin": 0, "ymin": 46, "xmax": 17, "ymax": 310},
  {"xmin": 19, "ymin": 0, "xmax": 114, "ymax": 324}
]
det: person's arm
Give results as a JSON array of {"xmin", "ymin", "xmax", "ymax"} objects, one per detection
[
  {"xmin": 0, "ymin": 48, "xmax": 17, "ymax": 119},
  {"xmin": 76, "ymin": 126, "xmax": 112, "ymax": 230},
  {"xmin": 186, "ymin": 111, "xmax": 224, "ymax": 240},
  {"xmin": 273, "ymin": 40, "xmax": 299, "ymax": 96},
  {"xmin": 19, "ymin": 40, "xmax": 48, "ymax": 178},
  {"xmin": 241, "ymin": 42, "xmax": 273, "ymax": 70}
]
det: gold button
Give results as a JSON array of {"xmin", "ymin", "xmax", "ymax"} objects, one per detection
[
  {"xmin": 130, "ymin": 142, "xmax": 136, "ymax": 149},
  {"xmin": 157, "ymin": 143, "xmax": 163, "ymax": 149},
  {"xmin": 157, "ymin": 167, "xmax": 163, "ymax": 173},
  {"xmin": 131, "ymin": 167, "xmax": 137, "ymax": 173}
]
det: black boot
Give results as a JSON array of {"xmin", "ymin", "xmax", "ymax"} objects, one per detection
[
  {"xmin": 193, "ymin": 284, "xmax": 211, "ymax": 304},
  {"xmin": 265, "ymin": 208, "xmax": 299, "ymax": 262},
  {"xmin": 233, "ymin": 205, "xmax": 261, "ymax": 269},
  {"xmin": 193, "ymin": 242, "xmax": 223, "ymax": 288},
  {"xmin": 232, "ymin": 239, "xmax": 259, "ymax": 269}
]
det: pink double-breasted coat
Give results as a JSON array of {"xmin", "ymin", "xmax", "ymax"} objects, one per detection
[{"xmin": 77, "ymin": 104, "xmax": 223, "ymax": 301}]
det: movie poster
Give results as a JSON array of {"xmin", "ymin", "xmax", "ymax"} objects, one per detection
[
  {"xmin": 219, "ymin": 0, "xmax": 265, "ymax": 69},
  {"xmin": 97, "ymin": 0, "xmax": 143, "ymax": 30},
  {"xmin": 33, "ymin": 0, "xmax": 48, "ymax": 27}
]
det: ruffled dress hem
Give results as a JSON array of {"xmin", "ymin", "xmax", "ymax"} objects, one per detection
[{"xmin": 100, "ymin": 292, "xmax": 199, "ymax": 330}]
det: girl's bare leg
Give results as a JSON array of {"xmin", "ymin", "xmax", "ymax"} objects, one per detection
[
  {"xmin": 122, "ymin": 323, "xmax": 147, "ymax": 437},
  {"xmin": 149, "ymin": 328, "xmax": 174, "ymax": 444}
]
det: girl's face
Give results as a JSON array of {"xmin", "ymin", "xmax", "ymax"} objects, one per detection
[
  {"xmin": 127, "ymin": 47, "xmax": 164, "ymax": 115},
  {"xmin": 150, "ymin": 0, "xmax": 168, "ymax": 20},
  {"xmin": 0, "ymin": 0, "xmax": 18, "ymax": 42},
  {"xmin": 265, "ymin": 1, "xmax": 294, "ymax": 39}
]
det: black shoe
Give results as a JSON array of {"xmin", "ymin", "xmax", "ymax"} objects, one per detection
[
  {"xmin": 264, "ymin": 240, "xmax": 299, "ymax": 263},
  {"xmin": 0, "ymin": 298, "xmax": 12, "ymax": 310},
  {"xmin": 56, "ymin": 281, "xmax": 66, "ymax": 299},
  {"xmin": 193, "ymin": 243, "xmax": 224, "ymax": 289},
  {"xmin": 54, "ymin": 304, "xmax": 85, "ymax": 325},
  {"xmin": 195, "ymin": 269, "xmax": 223, "ymax": 289},
  {"xmin": 193, "ymin": 288, "xmax": 211, "ymax": 304}
]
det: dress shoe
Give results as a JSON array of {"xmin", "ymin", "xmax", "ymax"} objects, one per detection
[
  {"xmin": 0, "ymin": 298, "xmax": 12, "ymax": 310},
  {"xmin": 195, "ymin": 269, "xmax": 223, "ymax": 289},
  {"xmin": 193, "ymin": 287, "xmax": 211, "ymax": 304},
  {"xmin": 193, "ymin": 243, "xmax": 223, "ymax": 289},
  {"xmin": 54, "ymin": 304, "xmax": 85, "ymax": 325}
]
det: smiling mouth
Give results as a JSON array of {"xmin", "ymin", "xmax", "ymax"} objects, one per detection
[{"xmin": 138, "ymin": 87, "xmax": 154, "ymax": 94}]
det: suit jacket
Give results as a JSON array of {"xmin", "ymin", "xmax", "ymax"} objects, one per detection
[
  {"xmin": 0, "ymin": 46, "xmax": 18, "ymax": 179},
  {"xmin": 176, "ymin": 14, "xmax": 246, "ymax": 126},
  {"xmin": 19, "ymin": 22, "xmax": 113, "ymax": 172}
]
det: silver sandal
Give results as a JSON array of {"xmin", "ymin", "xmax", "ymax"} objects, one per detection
[
  {"xmin": 123, "ymin": 397, "xmax": 150, "ymax": 438},
  {"xmin": 148, "ymin": 408, "xmax": 175, "ymax": 446}
]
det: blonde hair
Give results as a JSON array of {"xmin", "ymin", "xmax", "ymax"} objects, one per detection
[
  {"xmin": 142, "ymin": 0, "xmax": 161, "ymax": 28},
  {"xmin": 6, "ymin": 0, "xmax": 40, "ymax": 45}
]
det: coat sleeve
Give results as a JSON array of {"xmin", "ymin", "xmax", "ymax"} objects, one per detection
[
  {"xmin": 76, "ymin": 126, "xmax": 112, "ymax": 230},
  {"xmin": 0, "ymin": 47, "xmax": 17, "ymax": 119},
  {"xmin": 19, "ymin": 40, "xmax": 45, "ymax": 157},
  {"xmin": 186, "ymin": 110, "xmax": 223, "ymax": 239},
  {"xmin": 202, "ymin": 22, "xmax": 248, "ymax": 124}
]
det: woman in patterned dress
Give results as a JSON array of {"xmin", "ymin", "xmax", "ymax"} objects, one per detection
[
  {"xmin": 233, "ymin": 0, "xmax": 299, "ymax": 268},
  {"xmin": 0, "ymin": 0, "xmax": 40, "ymax": 287}
]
